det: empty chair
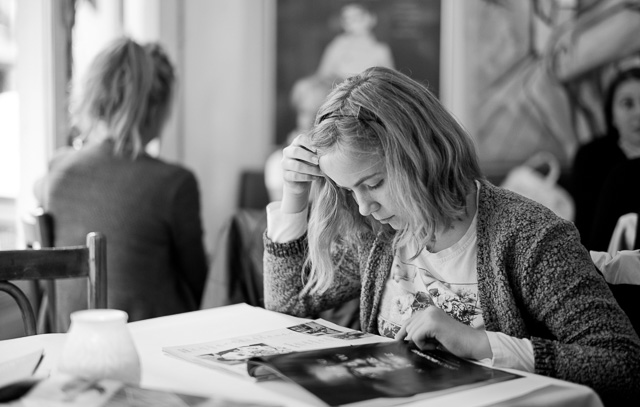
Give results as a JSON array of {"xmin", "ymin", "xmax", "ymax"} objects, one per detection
[
  {"xmin": 203, "ymin": 209, "xmax": 268, "ymax": 309},
  {"xmin": 203, "ymin": 208, "xmax": 360, "ymax": 330},
  {"xmin": 238, "ymin": 170, "xmax": 270, "ymax": 210},
  {"xmin": 0, "ymin": 232, "xmax": 107, "ymax": 336}
]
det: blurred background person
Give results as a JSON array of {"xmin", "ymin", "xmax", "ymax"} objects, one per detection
[
  {"xmin": 265, "ymin": 74, "xmax": 337, "ymax": 202},
  {"xmin": 35, "ymin": 37, "xmax": 208, "ymax": 331},
  {"xmin": 571, "ymin": 67, "xmax": 640, "ymax": 249},
  {"xmin": 316, "ymin": 2, "xmax": 394, "ymax": 80}
]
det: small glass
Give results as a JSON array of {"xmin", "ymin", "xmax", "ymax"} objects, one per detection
[{"xmin": 58, "ymin": 309, "xmax": 141, "ymax": 385}]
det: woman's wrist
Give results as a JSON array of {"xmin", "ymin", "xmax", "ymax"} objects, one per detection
[
  {"xmin": 281, "ymin": 187, "xmax": 310, "ymax": 214},
  {"xmin": 470, "ymin": 330, "xmax": 493, "ymax": 361}
]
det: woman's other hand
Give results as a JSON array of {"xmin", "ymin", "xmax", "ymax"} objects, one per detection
[
  {"xmin": 281, "ymin": 133, "xmax": 323, "ymax": 213},
  {"xmin": 395, "ymin": 306, "xmax": 492, "ymax": 361}
]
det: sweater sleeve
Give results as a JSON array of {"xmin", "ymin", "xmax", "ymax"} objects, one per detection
[
  {"xmin": 522, "ymin": 220, "xmax": 640, "ymax": 402},
  {"xmin": 263, "ymin": 232, "xmax": 362, "ymax": 319}
]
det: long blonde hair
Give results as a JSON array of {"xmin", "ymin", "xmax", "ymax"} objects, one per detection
[{"xmin": 304, "ymin": 67, "xmax": 483, "ymax": 293}]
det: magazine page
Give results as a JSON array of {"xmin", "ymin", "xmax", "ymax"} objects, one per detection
[
  {"xmin": 21, "ymin": 374, "xmax": 281, "ymax": 407},
  {"xmin": 163, "ymin": 319, "xmax": 392, "ymax": 379},
  {"xmin": 246, "ymin": 341, "xmax": 522, "ymax": 407}
]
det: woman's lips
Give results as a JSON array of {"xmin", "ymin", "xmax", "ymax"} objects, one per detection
[{"xmin": 377, "ymin": 216, "xmax": 394, "ymax": 224}]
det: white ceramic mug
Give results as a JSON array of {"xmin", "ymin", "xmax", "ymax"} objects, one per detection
[{"xmin": 58, "ymin": 309, "xmax": 141, "ymax": 385}]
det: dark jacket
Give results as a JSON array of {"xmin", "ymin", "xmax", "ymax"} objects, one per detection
[{"xmin": 38, "ymin": 139, "xmax": 208, "ymax": 331}]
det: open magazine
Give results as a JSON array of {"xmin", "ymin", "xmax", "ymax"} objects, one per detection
[
  {"xmin": 164, "ymin": 318, "xmax": 521, "ymax": 406},
  {"xmin": 247, "ymin": 341, "xmax": 522, "ymax": 407},
  {"xmin": 163, "ymin": 319, "xmax": 393, "ymax": 379}
]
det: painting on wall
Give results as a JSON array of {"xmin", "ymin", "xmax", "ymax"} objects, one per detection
[
  {"xmin": 462, "ymin": 0, "xmax": 640, "ymax": 177},
  {"xmin": 275, "ymin": 0, "xmax": 441, "ymax": 145}
]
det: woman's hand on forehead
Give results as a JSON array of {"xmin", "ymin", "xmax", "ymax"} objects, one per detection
[{"xmin": 280, "ymin": 133, "xmax": 323, "ymax": 213}]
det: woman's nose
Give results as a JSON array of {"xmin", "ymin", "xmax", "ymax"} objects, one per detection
[{"xmin": 355, "ymin": 192, "xmax": 380, "ymax": 217}]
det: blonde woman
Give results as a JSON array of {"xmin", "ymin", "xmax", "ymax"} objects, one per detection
[
  {"xmin": 37, "ymin": 38, "xmax": 207, "ymax": 331},
  {"xmin": 264, "ymin": 67, "xmax": 640, "ymax": 404}
]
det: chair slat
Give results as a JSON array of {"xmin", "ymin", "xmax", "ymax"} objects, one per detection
[{"xmin": 0, "ymin": 247, "xmax": 89, "ymax": 281}]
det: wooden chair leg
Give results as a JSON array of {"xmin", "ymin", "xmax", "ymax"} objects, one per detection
[
  {"xmin": 37, "ymin": 291, "xmax": 49, "ymax": 334},
  {"xmin": 46, "ymin": 280, "xmax": 57, "ymax": 333},
  {"xmin": 34, "ymin": 280, "xmax": 57, "ymax": 334},
  {"xmin": 0, "ymin": 281, "xmax": 37, "ymax": 336},
  {"xmin": 28, "ymin": 280, "xmax": 42, "ymax": 316}
]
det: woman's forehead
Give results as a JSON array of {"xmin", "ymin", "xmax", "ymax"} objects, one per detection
[
  {"xmin": 319, "ymin": 148, "xmax": 384, "ymax": 186},
  {"xmin": 614, "ymin": 80, "xmax": 640, "ymax": 97}
]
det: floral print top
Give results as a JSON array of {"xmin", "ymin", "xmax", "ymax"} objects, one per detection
[{"xmin": 377, "ymin": 207, "xmax": 483, "ymax": 338}]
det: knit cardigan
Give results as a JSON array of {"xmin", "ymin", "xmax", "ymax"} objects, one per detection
[{"xmin": 264, "ymin": 181, "xmax": 640, "ymax": 402}]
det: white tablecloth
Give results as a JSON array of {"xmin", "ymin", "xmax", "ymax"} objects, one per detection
[{"xmin": 0, "ymin": 303, "xmax": 603, "ymax": 407}]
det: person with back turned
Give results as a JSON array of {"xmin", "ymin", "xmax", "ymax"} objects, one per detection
[{"xmin": 36, "ymin": 38, "xmax": 208, "ymax": 331}]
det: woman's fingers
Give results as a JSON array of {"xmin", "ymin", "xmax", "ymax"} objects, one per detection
[
  {"xmin": 395, "ymin": 325, "xmax": 408, "ymax": 341},
  {"xmin": 282, "ymin": 154, "xmax": 323, "ymax": 178},
  {"xmin": 283, "ymin": 143, "xmax": 318, "ymax": 166},
  {"xmin": 285, "ymin": 143, "xmax": 318, "ymax": 164},
  {"xmin": 280, "ymin": 134, "xmax": 323, "ymax": 212},
  {"xmin": 412, "ymin": 337, "xmax": 439, "ymax": 351},
  {"xmin": 397, "ymin": 307, "xmax": 491, "ymax": 360},
  {"xmin": 395, "ymin": 307, "xmax": 445, "ymax": 349},
  {"xmin": 395, "ymin": 309, "xmax": 432, "ymax": 342},
  {"xmin": 282, "ymin": 135, "xmax": 323, "ymax": 180}
]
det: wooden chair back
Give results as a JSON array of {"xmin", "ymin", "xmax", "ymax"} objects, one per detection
[
  {"xmin": 238, "ymin": 170, "xmax": 270, "ymax": 210},
  {"xmin": 21, "ymin": 209, "xmax": 57, "ymax": 333},
  {"xmin": 0, "ymin": 232, "xmax": 107, "ymax": 336}
]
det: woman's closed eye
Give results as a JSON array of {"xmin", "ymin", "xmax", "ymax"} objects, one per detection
[
  {"xmin": 341, "ymin": 180, "xmax": 382, "ymax": 196},
  {"xmin": 366, "ymin": 180, "xmax": 383, "ymax": 190},
  {"xmin": 619, "ymin": 98, "xmax": 634, "ymax": 110}
]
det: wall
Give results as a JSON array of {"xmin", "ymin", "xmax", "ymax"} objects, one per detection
[
  {"xmin": 440, "ymin": 0, "xmax": 470, "ymax": 128},
  {"xmin": 15, "ymin": 0, "xmax": 55, "ymax": 229},
  {"xmin": 182, "ymin": 0, "xmax": 275, "ymax": 252},
  {"xmin": 122, "ymin": 0, "xmax": 276, "ymax": 253}
]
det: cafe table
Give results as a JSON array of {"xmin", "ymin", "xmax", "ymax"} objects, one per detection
[{"xmin": 0, "ymin": 303, "xmax": 603, "ymax": 407}]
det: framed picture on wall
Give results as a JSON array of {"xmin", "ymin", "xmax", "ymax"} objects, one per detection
[
  {"xmin": 458, "ymin": 0, "xmax": 640, "ymax": 177},
  {"xmin": 275, "ymin": 0, "xmax": 441, "ymax": 145}
]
